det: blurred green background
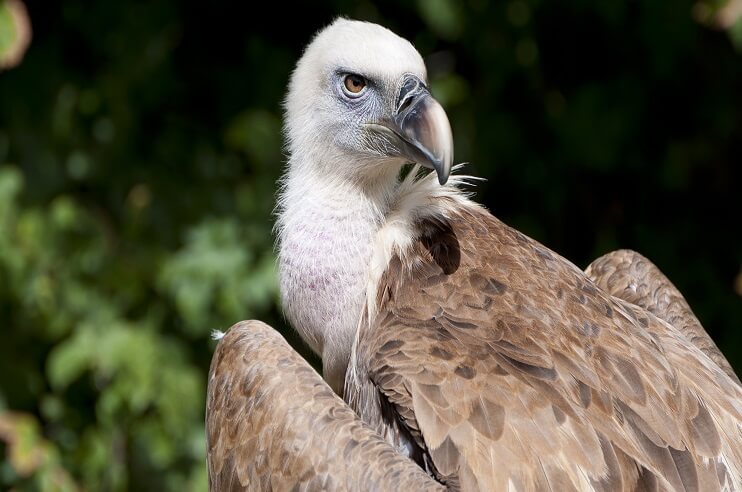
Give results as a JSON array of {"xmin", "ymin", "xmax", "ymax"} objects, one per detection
[{"xmin": 1, "ymin": 0, "xmax": 741, "ymax": 490}]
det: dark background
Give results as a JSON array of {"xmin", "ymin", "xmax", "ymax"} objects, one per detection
[{"xmin": 1, "ymin": 1, "xmax": 740, "ymax": 490}]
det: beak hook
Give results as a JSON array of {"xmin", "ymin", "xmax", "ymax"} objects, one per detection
[{"xmin": 391, "ymin": 75, "xmax": 454, "ymax": 185}]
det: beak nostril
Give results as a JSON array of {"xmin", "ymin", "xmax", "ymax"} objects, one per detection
[
  {"xmin": 397, "ymin": 95, "xmax": 414, "ymax": 114},
  {"xmin": 396, "ymin": 75, "xmax": 422, "ymax": 114}
]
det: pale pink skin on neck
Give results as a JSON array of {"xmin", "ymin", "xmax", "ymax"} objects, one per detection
[
  {"xmin": 276, "ymin": 161, "xmax": 475, "ymax": 394},
  {"xmin": 278, "ymin": 173, "xmax": 393, "ymax": 393}
]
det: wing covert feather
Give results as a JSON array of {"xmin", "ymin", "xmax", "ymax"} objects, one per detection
[
  {"xmin": 206, "ymin": 321, "xmax": 443, "ymax": 491},
  {"xmin": 586, "ymin": 249, "xmax": 740, "ymax": 385},
  {"xmin": 349, "ymin": 206, "xmax": 742, "ymax": 491}
]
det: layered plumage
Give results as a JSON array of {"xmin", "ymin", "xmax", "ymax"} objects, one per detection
[
  {"xmin": 206, "ymin": 320, "xmax": 443, "ymax": 491},
  {"xmin": 206, "ymin": 19, "xmax": 741, "ymax": 491},
  {"xmin": 345, "ymin": 196, "xmax": 742, "ymax": 490}
]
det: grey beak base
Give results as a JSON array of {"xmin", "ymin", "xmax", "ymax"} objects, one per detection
[
  {"xmin": 393, "ymin": 93, "xmax": 452, "ymax": 185},
  {"xmin": 392, "ymin": 78, "xmax": 453, "ymax": 185},
  {"xmin": 365, "ymin": 75, "xmax": 454, "ymax": 185}
]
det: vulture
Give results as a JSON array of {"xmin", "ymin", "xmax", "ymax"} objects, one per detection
[{"xmin": 206, "ymin": 19, "xmax": 742, "ymax": 491}]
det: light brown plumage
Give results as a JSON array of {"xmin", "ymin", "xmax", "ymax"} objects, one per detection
[
  {"xmin": 206, "ymin": 203, "xmax": 742, "ymax": 491},
  {"xmin": 346, "ymin": 203, "xmax": 742, "ymax": 490},
  {"xmin": 209, "ymin": 18, "xmax": 742, "ymax": 491},
  {"xmin": 206, "ymin": 320, "xmax": 443, "ymax": 491},
  {"xmin": 586, "ymin": 249, "xmax": 740, "ymax": 385}
]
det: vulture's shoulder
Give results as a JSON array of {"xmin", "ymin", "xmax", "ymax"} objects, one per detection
[{"xmin": 350, "ymin": 203, "xmax": 742, "ymax": 491}]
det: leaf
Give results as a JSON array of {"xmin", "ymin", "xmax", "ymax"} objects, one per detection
[
  {"xmin": 0, "ymin": 0, "xmax": 31, "ymax": 70},
  {"xmin": 0, "ymin": 411, "xmax": 79, "ymax": 491},
  {"xmin": 46, "ymin": 328, "xmax": 95, "ymax": 390}
]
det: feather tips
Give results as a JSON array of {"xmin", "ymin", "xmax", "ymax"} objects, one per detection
[
  {"xmin": 347, "ymin": 202, "xmax": 742, "ymax": 491},
  {"xmin": 205, "ymin": 321, "xmax": 444, "ymax": 491}
]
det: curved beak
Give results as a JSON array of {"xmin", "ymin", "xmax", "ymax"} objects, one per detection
[{"xmin": 364, "ymin": 75, "xmax": 453, "ymax": 185}]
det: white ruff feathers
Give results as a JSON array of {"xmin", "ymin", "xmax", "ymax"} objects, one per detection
[{"xmin": 365, "ymin": 165, "xmax": 481, "ymax": 321}]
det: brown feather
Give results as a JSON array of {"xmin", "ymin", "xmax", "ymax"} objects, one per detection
[
  {"xmin": 586, "ymin": 249, "xmax": 740, "ymax": 385},
  {"xmin": 347, "ymin": 204, "xmax": 742, "ymax": 491},
  {"xmin": 206, "ymin": 321, "xmax": 443, "ymax": 491}
]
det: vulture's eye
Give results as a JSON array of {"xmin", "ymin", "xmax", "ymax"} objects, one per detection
[{"xmin": 342, "ymin": 74, "xmax": 367, "ymax": 96}]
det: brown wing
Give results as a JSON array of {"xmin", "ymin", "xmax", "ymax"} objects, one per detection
[
  {"xmin": 206, "ymin": 320, "xmax": 443, "ymax": 491},
  {"xmin": 586, "ymin": 249, "xmax": 740, "ymax": 385},
  {"xmin": 348, "ymin": 205, "xmax": 742, "ymax": 491}
]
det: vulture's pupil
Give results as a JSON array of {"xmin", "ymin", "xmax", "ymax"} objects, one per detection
[{"xmin": 344, "ymin": 74, "xmax": 366, "ymax": 94}]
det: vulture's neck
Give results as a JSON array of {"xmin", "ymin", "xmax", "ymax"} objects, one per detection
[
  {"xmin": 277, "ymin": 159, "xmax": 398, "ymax": 393},
  {"xmin": 278, "ymin": 155, "xmax": 471, "ymax": 393}
]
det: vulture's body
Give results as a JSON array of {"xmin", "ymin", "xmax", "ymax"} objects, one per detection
[
  {"xmin": 346, "ymin": 202, "xmax": 742, "ymax": 490},
  {"xmin": 206, "ymin": 19, "xmax": 742, "ymax": 491}
]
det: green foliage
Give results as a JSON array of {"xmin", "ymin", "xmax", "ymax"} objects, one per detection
[
  {"xmin": 0, "ymin": 1, "xmax": 740, "ymax": 490},
  {"xmin": 0, "ymin": 4, "xmax": 15, "ymax": 55},
  {"xmin": 0, "ymin": 0, "xmax": 30, "ymax": 69},
  {"xmin": 0, "ymin": 166, "xmax": 213, "ymax": 490},
  {"xmin": 416, "ymin": 0, "xmax": 464, "ymax": 40},
  {"xmin": 159, "ymin": 218, "xmax": 277, "ymax": 335},
  {"xmin": 0, "ymin": 412, "xmax": 77, "ymax": 491}
]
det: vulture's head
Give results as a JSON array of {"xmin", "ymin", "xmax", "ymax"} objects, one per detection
[{"xmin": 285, "ymin": 18, "xmax": 453, "ymax": 185}]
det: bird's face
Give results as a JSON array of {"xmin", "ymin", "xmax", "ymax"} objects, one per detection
[{"xmin": 285, "ymin": 19, "xmax": 453, "ymax": 185}]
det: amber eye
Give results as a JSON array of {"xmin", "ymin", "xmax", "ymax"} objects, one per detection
[{"xmin": 343, "ymin": 74, "xmax": 367, "ymax": 96}]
